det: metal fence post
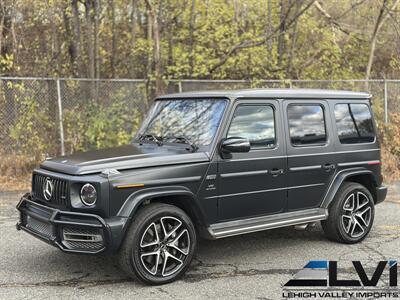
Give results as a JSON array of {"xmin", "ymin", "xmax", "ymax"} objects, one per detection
[
  {"xmin": 56, "ymin": 79, "xmax": 65, "ymax": 156},
  {"xmin": 178, "ymin": 81, "xmax": 183, "ymax": 93},
  {"xmin": 384, "ymin": 79, "xmax": 388, "ymax": 124}
]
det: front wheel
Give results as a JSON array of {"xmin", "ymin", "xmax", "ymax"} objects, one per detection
[
  {"xmin": 322, "ymin": 182, "xmax": 375, "ymax": 244},
  {"xmin": 118, "ymin": 203, "xmax": 197, "ymax": 285}
]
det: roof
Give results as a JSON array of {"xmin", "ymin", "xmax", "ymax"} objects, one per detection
[{"xmin": 157, "ymin": 88, "xmax": 371, "ymax": 100}]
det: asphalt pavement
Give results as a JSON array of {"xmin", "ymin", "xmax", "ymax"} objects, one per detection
[{"xmin": 0, "ymin": 191, "xmax": 399, "ymax": 300}]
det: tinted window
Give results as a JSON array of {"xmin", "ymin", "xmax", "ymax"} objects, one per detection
[
  {"xmin": 227, "ymin": 105, "xmax": 275, "ymax": 148},
  {"xmin": 288, "ymin": 104, "xmax": 327, "ymax": 146},
  {"xmin": 334, "ymin": 104, "xmax": 375, "ymax": 144},
  {"xmin": 138, "ymin": 99, "xmax": 226, "ymax": 146}
]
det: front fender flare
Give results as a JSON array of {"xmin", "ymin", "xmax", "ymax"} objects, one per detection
[
  {"xmin": 117, "ymin": 185, "xmax": 199, "ymax": 218},
  {"xmin": 320, "ymin": 168, "xmax": 377, "ymax": 209},
  {"xmin": 111, "ymin": 186, "xmax": 210, "ymax": 251}
]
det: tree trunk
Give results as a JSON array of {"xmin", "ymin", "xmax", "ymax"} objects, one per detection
[
  {"xmin": 287, "ymin": 0, "xmax": 301, "ymax": 76},
  {"xmin": 0, "ymin": 0, "xmax": 14, "ymax": 75},
  {"xmin": 94, "ymin": 0, "xmax": 100, "ymax": 79},
  {"xmin": 145, "ymin": 0, "xmax": 164, "ymax": 96},
  {"xmin": 130, "ymin": 0, "xmax": 138, "ymax": 78},
  {"xmin": 49, "ymin": 5, "xmax": 61, "ymax": 76},
  {"xmin": 109, "ymin": 0, "xmax": 116, "ymax": 78},
  {"xmin": 188, "ymin": 0, "xmax": 196, "ymax": 77},
  {"xmin": 0, "ymin": 0, "xmax": 15, "ymax": 148},
  {"xmin": 365, "ymin": 0, "xmax": 400, "ymax": 81},
  {"xmin": 85, "ymin": 0, "xmax": 95, "ymax": 79},
  {"xmin": 277, "ymin": 0, "xmax": 287, "ymax": 66},
  {"xmin": 71, "ymin": 0, "xmax": 83, "ymax": 77},
  {"xmin": 145, "ymin": 8, "xmax": 153, "ymax": 102},
  {"xmin": 267, "ymin": 0, "xmax": 272, "ymax": 55}
]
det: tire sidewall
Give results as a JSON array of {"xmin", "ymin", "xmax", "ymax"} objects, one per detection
[{"xmin": 130, "ymin": 206, "xmax": 197, "ymax": 285}]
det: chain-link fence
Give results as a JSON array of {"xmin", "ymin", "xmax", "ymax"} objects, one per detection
[{"xmin": 1, "ymin": 78, "xmax": 399, "ymax": 178}]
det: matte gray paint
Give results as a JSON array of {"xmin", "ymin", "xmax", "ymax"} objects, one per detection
[{"xmin": 41, "ymin": 144, "xmax": 210, "ymax": 175}]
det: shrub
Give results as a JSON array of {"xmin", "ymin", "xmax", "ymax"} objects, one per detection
[
  {"xmin": 377, "ymin": 112, "xmax": 400, "ymax": 182},
  {"xmin": 63, "ymin": 100, "xmax": 142, "ymax": 154}
]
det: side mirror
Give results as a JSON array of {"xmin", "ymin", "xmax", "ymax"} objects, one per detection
[{"xmin": 220, "ymin": 137, "xmax": 250, "ymax": 158}]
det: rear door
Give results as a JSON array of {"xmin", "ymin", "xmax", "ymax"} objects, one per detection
[
  {"xmin": 217, "ymin": 99, "xmax": 287, "ymax": 221},
  {"xmin": 283, "ymin": 100, "xmax": 336, "ymax": 211}
]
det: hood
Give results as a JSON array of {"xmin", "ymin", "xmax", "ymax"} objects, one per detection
[{"xmin": 40, "ymin": 144, "xmax": 210, "ymax": 175}]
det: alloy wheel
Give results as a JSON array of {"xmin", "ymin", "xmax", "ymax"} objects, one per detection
[
  {"xmin": 341, "ymin": 191, "xmax": 372, "ymax": 238},
  {"xmin": 138, "ymin": 216, "xmax": 190, "ymax": 277}
]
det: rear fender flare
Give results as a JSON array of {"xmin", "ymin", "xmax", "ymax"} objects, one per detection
[{"xmin": 320, "ymin": 168, "xmax": 377, "ymax": 209}]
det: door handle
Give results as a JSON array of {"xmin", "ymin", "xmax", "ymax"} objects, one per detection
[
  {"xmin": 322, "ymin": 163, "xmax": 336, "ymax": 171},
  {"xmin": 270, "ymin": 168, "xmax": 284, "ymax": 177}
]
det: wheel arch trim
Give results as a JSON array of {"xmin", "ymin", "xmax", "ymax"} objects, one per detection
[
  {"xmin": 117, "ymin": 186, "xmax": 200, "ymax": 217},
  {"xmin": 320, "ymin": 168, "xmax": 377, "ymax": 208},
  {"xmin": 114, "ymin": 185, "xmax": 210, "ymax": 250}
]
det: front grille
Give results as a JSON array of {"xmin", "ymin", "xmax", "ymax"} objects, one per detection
[
  {"xmin": 25, "ymin": 215, "xmax": 55, "ymax": 239},
  {"xmin": 33, "ymin": 173, "xmax": 69, "ymax": 206}
]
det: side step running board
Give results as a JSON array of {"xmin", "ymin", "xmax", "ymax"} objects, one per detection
[{"xmin": 208, "ymin": 208, "xmax": 328, "ymax": 239}]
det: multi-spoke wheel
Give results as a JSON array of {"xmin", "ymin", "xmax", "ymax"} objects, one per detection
[
  {"xmin": 322, "ymin": 182, "xmax": 375, "ymax": 244},
  {"xmin": 118, "ymin": 203, "xmax": 197, "ymax": 285},
  {"xmin": 140, "ymin": 217, "xmax": 190, "ymax": 277},
  {"xmin": 341, "ymin": 192, "xmax": 372, "ymax": 238}
]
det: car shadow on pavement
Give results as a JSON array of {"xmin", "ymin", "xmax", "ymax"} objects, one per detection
[{"xmin": 9, "ymin": 225, "xmax": 327, "ymax": 288}]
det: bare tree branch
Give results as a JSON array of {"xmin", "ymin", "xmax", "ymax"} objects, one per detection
[
  {"xmin": 206, "ymin": 0, "xmax": 317, "ymax": 76},
  {"xmin": 314, "ymin": 1, "xmax": 351, "ymax": 35},
  {"xmin": 366, "ymin": 0, "xmax": 400, "ymax": 80}
]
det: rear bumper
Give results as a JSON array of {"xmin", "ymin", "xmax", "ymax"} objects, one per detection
[
  {"xmin": 376, "ymin": 185, "xmax": 388, "ymax": 204},
  {"xmin": 16, "ymin": 194, "xmax": 126, "ymax": 254}
]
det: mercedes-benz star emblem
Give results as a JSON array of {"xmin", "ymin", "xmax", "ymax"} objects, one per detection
[{"xmin": 43, "ymin": 178, "xmax": 54, "ymax": 201}]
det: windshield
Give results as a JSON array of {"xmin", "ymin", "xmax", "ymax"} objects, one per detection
[{"xmin": 136, "ymin": 99, "xmax": 227, "ymax": 146}]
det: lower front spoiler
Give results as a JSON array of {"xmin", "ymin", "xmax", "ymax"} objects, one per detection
[{"xmin": 16, "ymin": 195, "xmax": 117, "ymax": 254}]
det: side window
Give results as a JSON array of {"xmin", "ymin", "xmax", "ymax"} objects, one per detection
[
  {"xmin": 334, "ymin": 103, "xmax": 375, "ymax": 144},
  {"xmin": 227, "ymin": 105, "xmax": 276, "ymax": 148},
  {"xmin": 287, "ymin": 104, "xmax": 327, "ymax": 146}
]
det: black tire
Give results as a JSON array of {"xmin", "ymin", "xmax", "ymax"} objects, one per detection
[
  {"xmin": 322, "ymin": 182, "xmax": 375, "ymax": 244},
  {"xmin": 118, "ymin": 203, "xmax": 197, "ymax": 285}
]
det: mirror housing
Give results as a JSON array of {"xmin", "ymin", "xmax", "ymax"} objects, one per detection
[{"xmin": 220, "ymin": 137, "xmax": 250, "ymax": 158}]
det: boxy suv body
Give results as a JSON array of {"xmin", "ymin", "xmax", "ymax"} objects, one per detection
[{"xmin": 16, "ymin": 89, "xmax": 387, "ymax": 284}]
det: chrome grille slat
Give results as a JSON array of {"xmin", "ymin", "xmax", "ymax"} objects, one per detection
[{"xmin": 32, "ymin": 173, "xmax": 68, "ymax": 206}]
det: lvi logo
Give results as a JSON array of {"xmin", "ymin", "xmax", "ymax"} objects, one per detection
[{"xmin": 284, "ymin": 260, "xmax": 398, "ymax": 287}]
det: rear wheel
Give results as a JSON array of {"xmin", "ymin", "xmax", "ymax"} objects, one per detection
[
  {"xmin": 118, "ymin": 203, "xmax": 197, "ymax": 285},
  {"xmin": 322, "ymin": 182, "xmax": 374, "ymax": 244}
]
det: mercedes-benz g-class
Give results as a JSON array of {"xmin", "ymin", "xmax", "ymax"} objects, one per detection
[{"xmin": 16, "ymin": 89, "xmax": 387, "ymax": 285}]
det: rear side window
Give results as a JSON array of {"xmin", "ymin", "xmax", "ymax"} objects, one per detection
[
  {"xmin": 334, "ymin": 103, "xmax": 375, "ymax": 144},
  {"xmin": 227, "ymin": 105, "xmax": 275, "ymax": 148},
  {"xmin": 287, "ymin": 104, "xmax": 327, "ymax": 146}
]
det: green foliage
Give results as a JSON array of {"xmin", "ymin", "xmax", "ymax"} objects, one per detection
[
  {"xmin": 376, "ymin": 112, "xmax": 400, "ymax": 182},
  {"xmin": 0, "ymin": 54, "xmax": 14, "ymax": 74},
  {"xmin": 63, "ymin": 100, "xmax": 142, "ymax": 153},
  {"xmin": 9, "ymin": 83, "xmax": 53, "ymax": 160},
  {"xmin": 4, "ymin": 0, "xmax": 398, "ymax": 80}
]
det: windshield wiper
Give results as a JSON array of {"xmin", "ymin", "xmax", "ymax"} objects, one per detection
[
  {"xmin": 138, "ymin": 134, "xmax": 163, "ymax": 146},
  {"xmin": 165, "ymin": 135, "xmax": 199, "ymax": 152}
]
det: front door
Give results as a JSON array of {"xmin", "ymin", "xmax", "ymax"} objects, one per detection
[{"xmin": 217, "ymin": 100, "xmax": 287, "ymax": 221}]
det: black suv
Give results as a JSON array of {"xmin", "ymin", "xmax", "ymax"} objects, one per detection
[{"xmin": 16, "ymin": 89, "xmax": 387, "ymax": 285}]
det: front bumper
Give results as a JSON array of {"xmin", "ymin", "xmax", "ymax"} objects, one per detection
[
  {"xmin": 376, "ymin": 185, "xmax": 388, "ymax": 204},
  {"xmin": 16, "ymin": 194, "xmax": 125, "ymax": 254}
]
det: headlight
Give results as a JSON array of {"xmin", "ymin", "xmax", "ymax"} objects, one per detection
[{"xmin": 80, "ymin": 183, "xmax": 97, "ymax": 206}]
